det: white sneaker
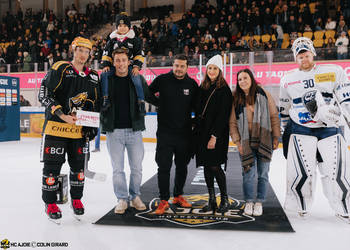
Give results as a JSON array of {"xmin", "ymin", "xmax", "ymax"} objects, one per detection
[
  {"xmin": 130, "ymin": 196, "xmax": 146, "ymax": 211},
  {"xmin": 114, "ymin": 199, "xmax": 128, "ymax": 214},
  {"xmin": 253, "ymin": 202, "xmax": 263, "ymax": 216},
  {"xmin": 244, "ymin": 202, "xmax": 254, "ymax": 216}
]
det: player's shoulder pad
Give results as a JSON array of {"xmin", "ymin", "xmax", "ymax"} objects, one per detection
[
  {"xmin": 317, "ymin": 63, "xmax": 342, "ymax": 71},
  {"xmin": 51, "ymin": 61, "xmax": 70, "ymax": 71},
  {"xmin": 281, "ymin": 68, "xmax": 298, "ymax": 81},
  {"xmin": 317, "ymin": 64, "xmax": 345, "ymax": 77}
]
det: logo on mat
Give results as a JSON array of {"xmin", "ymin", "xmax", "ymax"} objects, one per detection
[
  {"xmin": 46, "ymin": 177, "xmax": 55, "ymax": 186},
  {"xmin": 135, "ymin": 195, "xmax": 254, "ymax": 227}
]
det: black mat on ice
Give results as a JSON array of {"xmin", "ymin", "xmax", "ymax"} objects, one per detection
[{"xmin": 94, "ymin": 152, "xmax": 294, "ymax": 232}]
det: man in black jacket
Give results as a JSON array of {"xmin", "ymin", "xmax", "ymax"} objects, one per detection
[
  {"xmin": 149, "ymin": 54, "xmax": 199, "ymax": 215},
  {"xmin": 101, "ymin": 48, "xmax": 158, "ymax": 214}
]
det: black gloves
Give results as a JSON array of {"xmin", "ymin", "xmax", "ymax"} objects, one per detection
[{"xmin": 82, "ymin": 127, "xmax": 98, "ymax": 141}]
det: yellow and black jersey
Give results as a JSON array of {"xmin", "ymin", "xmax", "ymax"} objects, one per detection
[{"xmin": 38, "ymin": 61, "xmax": 101, "ymax": 138}]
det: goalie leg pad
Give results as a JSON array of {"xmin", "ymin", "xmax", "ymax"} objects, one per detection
[
  {"xmin": 318, "ymin": 134, "xmax": 350, "ymax": 216},
  {"xmin": 285, "ymin": 134, "xmax": 318, "ymax": 213}
]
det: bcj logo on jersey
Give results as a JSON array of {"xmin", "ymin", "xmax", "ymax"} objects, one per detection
[
  {"xmin": 45, "ymin": 147, "xmax": 64, "ymax": 155},
  {"xmin": 77, "ymin": 147, "xmax": 88, "ymax": 154}
]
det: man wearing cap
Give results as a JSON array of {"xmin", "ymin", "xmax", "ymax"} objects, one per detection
[
  {"xmin": 148, "ymin": 54, "xmax": 199, "ymax": 215},
  {"xmin": 279, "ymin": 37, "xmax": 350, "ymax": 222},
  {"xmin": 38, "ymin": 36, "xmax": 101, "ymax": 222}
]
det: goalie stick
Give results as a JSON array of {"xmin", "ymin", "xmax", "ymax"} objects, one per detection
[{"xmin": 84, "ymin": 137, "xmax": 107, "ymax": 182}]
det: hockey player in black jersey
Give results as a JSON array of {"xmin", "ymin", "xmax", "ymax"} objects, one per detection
[
  {"xmin": 100, "ymin": 12, "xmax": 145, "ymax": 113},
  {"xmin": 38, "ymin": 37, "xmax": 101, "ymax": 222}
]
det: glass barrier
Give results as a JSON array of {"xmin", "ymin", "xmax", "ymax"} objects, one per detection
[{"xmin": 0, "ymin": 47, "xmax": 345, "ymax": 107}]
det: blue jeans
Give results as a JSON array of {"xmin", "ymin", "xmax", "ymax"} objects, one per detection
[
  {"xmin": 106, "ymin": 128, "xmax": 144, "ymax": 200},
  {"xmin": 101, "ymin": 66, "xmax": 145, "ymax": 101},
  {"xmin": 242, "ymin": 149, "xmax": 270, "ymax": 202}
]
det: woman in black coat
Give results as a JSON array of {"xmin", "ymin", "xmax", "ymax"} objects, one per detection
[{"xmin": 194, "ymin": 55, "xmax": 233, "ymax": 213}]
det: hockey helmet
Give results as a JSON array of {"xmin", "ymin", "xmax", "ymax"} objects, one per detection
[
  {"xmin": 291, "ymin": 37, "xmax": 316, "ymax": 60},
  {"xmin": 71, "ymin": 36, "xmax": 93, "ymax": 51},
  {"xmin": 116, "ymin": 12, "xmax": 131, "ymax": 29}
]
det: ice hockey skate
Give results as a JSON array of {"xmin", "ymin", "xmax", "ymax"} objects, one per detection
[
  {"xmin": 71, "ymin": 199, "xmax": 85, "ymax": 221},
  {"xmin": 45, "ymin": 203, "xmax": 62, "ymax": 224}
]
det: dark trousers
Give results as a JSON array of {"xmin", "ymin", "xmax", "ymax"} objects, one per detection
[
  {"xmin": 156, "ymin": 131, "xmax": 191, "ymax": 201},
  {"xmin": 41, "ymin": 135, "xmax": 87, "ymax": 204}
]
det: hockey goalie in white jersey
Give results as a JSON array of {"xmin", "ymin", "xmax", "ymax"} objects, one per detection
[{"xmin": 279, "ymin": 37, "xmax": 350, "ymax": 221}]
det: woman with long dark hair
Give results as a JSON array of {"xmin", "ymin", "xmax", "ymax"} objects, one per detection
[
  {"xmin": 229, "ymin": 68, "xmax": 280, "ymax": 216},
  {"xmin": 194, "ymin": 55, "xmax": 233, "ymax": 213}
]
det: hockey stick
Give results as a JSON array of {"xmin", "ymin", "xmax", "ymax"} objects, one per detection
[{"xmin": 84, "ymin": 137, "xmax": 107, "ymax": 182}]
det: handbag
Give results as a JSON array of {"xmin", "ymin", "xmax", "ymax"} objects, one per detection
[{"xmin": 191, "ymin": 88, "xmax": 217, "ymax": 156}]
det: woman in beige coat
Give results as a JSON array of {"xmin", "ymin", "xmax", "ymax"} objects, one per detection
[{"xmin": 229, "ymin": 68, "xmax": 280, "ymax": 216}]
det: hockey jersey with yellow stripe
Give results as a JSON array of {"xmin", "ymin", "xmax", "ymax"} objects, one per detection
[{"xmin": 38, "ymin": 61, "xmax": 101, "ymax": 138}]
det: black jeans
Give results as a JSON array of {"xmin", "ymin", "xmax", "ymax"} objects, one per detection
[{"xmin": 156, "ymin": 131, "xmax": 191, "ymax": 201}]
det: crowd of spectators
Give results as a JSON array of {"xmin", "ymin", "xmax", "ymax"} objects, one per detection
[
  {"xmin": 136, "ymin": 0, "xmax": 350, "ymax": 65},
  {"xmin": 1, "ymin": 0, "xmax": 350, "ymax": 71},
  {"xmin": 0, "ymin": 0, "xmax": 121, "ymax": 72}
]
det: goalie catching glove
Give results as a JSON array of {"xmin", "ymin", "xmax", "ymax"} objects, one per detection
[{"xmin": 315, "ymin": 104, "xmax": 341, "ymax": 127}]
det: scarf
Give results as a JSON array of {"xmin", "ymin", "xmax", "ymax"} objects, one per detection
[
  {"xmin": 109, "ymin": 29, "xmax": 135, "ymax": 40},
  {"xmin": 236, "ymin": 87, "xmax": 273, "ymax": 167}
]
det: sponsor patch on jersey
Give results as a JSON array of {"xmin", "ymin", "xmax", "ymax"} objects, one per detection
[
  {"xmin": 298, "ymin": 111, "xmax": 316, "ymax": 124},
  {"xmin": 65, "ymin": 69, "xmax": 76, "ymax": 77},
  {"xmin": 315, "ymin": 72, "xmax": 335, "ymax": 83},
  {"xmin": 44, "ymin": 121, "xmax": 83, "ymax": 139},
  {"xmin": 90, "ymin": 74, "xmax": 98, "ymax": 82},
  {"xmin": 127, "ymin": 43, "xmax": 133, "ymax": 48},
  {"xmin": 279, "ymin": 98, "xmax": 289, "ymax": 103},
  {"xmin": 335, "ymin": 82, "xmax": 350, "ymax": 91},
  {"xmin": 284, "ymin": 80, "xmax": 301, "ymax": 88}
]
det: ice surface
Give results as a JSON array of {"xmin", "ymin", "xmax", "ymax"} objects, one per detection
[{"xmin": 0, "ymin": 138, "xmax": 349, "ymax": 250}]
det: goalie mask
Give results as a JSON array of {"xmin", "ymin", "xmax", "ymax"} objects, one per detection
[{"xmin": 291, "ymin": 37, "xmax": 316, "ymax": 61}]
